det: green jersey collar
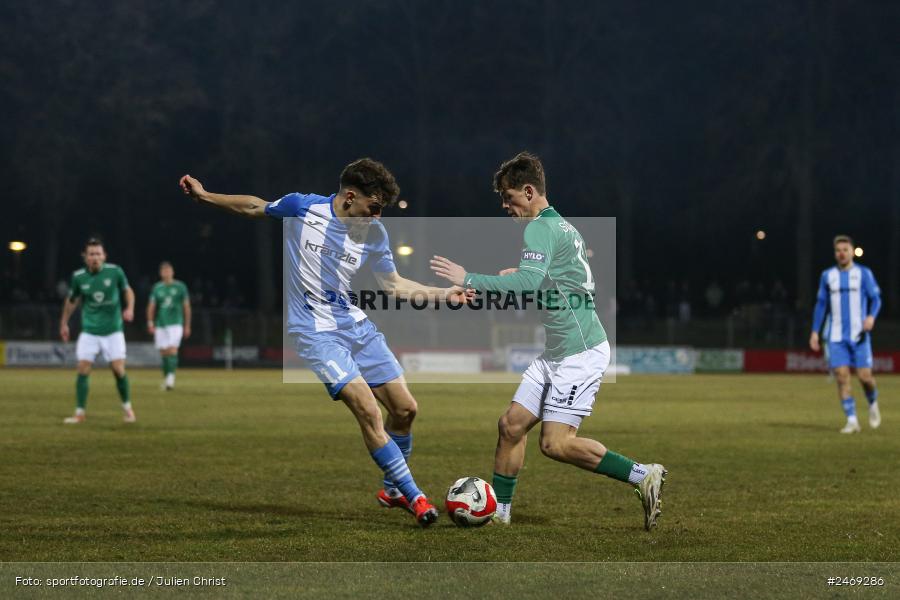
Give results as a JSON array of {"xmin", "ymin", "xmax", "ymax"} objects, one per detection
[{"xmin": 534, "ymin": 206, "xmax": 555, "ymax": 220}]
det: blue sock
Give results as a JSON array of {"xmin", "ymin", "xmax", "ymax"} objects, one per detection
[
  {"xmin": 371, "ymin": 439, "xmax": 422, "ymax": 504},
  {"xmin": 383, "ymin": 431, "xmax": 412, "ymax": 492},
  {"xmin": 866, "ymin": 388, "xmax": 878, "ymax": 406},
  {"xmin": 841, "ymin": 397, "xmax": 857, "ymax": 419}
]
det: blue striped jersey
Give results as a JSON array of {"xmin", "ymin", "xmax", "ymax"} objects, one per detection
[
  {"xmin": 812, "ymin": 264, "xmax": 882, "ymax": 343},
  {"xmin": 265, "ymin": 193, "xmax": 395, "ymax": 333}
]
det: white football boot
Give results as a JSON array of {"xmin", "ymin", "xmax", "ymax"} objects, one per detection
[
  {"xmin": 635, "ymin": 463, "xmax": 667, "ymax": 531},
  {"xmin": 868, "ymin": 403, "xmax": 881, "ymax": 429},
  {"xmin": 840, "ymin": 418, "xmax": 861, "ymax": 434},
  {"xmin": 490, "ymin": 513, "xmax": 511, "ymax": 526}
]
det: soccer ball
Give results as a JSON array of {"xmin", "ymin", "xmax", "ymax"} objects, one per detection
[{"xmin": 445, "ymin": 476, "xmax": 497, "ymax": 527}]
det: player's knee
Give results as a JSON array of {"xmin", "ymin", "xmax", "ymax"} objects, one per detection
[
  {"xmin": 392, "ymin": 398, "xmax": 418, "ymax": 425},
  {"xmin": 539, "ymin": 436, "xmax": 565, "ymax": 460},
  {"xmin": 498, "ymin": 414, "xmax": 526, "ymax": 442}
]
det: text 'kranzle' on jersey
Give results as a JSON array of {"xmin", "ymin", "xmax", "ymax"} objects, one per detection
[
  {"xmin": 464, "ymin": 207, "xmax": 606, "ymax": 360},
  {"xmin": 812, "ymin": 264, "xmax": 882, "ymax": 343},
  {"xmin": 265, "ymin": 193, "xmax": 396, "ymax": 333}
]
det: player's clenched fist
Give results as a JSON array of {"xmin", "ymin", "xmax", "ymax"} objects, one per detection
[{"xmin": 179, "ymin": 174, "xmax": 205, "ymax": 200}]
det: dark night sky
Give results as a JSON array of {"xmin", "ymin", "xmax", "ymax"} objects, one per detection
[{"xmin": 2, "ymin": 1, "xmax": 898, "ymax": 312}]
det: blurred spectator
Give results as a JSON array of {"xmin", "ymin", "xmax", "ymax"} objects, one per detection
[
  {"xmin": 678, "ymin": 281, "xmax": 691, "ymax": 322},
  {"xmin": 704, "ymin": 280, "xmax": 724, "ymax": 314},
  {"xmin": 55, "ymin": 278, "xmax": 69, "ymax": 300}
]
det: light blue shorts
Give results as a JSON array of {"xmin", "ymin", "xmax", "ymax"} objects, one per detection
[
  {"xmin": 290, "ymin": 319, "xmax": 403, "ymax": 399},
  {"xmin": 828, "ymin": 338, "xmax": 873, "ymax": 370}
]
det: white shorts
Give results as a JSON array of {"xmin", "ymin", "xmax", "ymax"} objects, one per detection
[
  {"xmin": 154, "ymin": 324, "xmax": 184, "ymax": 350},
  {"xmin": 512, "ymin": 341, "xmax": 610, "ymax": 428},
  {"xmin": 76, "ymin": 332, "xmax": 127, "ymax": 363}
]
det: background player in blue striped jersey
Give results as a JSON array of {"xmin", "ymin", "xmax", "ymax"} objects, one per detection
[
  {"xmin": 179, "ymin": 159, "xmax": 467, "ymax": 526},
  {"xmin": 809, "ymin": 235, "xmax": 882, "ymax": 434}
]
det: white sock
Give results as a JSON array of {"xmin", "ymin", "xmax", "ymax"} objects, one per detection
[
  {"xmin": 847, "ymin": 415, "xmax": 859, "ymax": 424},
  {"xmin": 165, "ymin": 373, "xmax": 175, "ymax": 386},
  {"xmin": 496, "ymin": 502, "xmax": 511, "ymax": 520},
  {"xmin": 75, "ymin": 408, "xmax": 86, "ymax": 416},
  {"xmin": 122, "ymin": 402, "xmax": 132, "ymax": 412},
  {"xmin": 628, "ymin": 463, "xmax": 649, "ymax": 485}
]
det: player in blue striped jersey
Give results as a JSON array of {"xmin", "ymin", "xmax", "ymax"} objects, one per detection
[
  {"xmin": 180, "ymin": 159, "xmax": 466, "ymax": 526},
  {"xmin": 809, "ymin": 235, "xmax": 882, "ymax": 433}
]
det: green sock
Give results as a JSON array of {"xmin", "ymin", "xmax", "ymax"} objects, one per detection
[
  {"xmin": 170, "ymin": 354, "xmax": 178, "ymax": 374},
  {"xmin": 76, "ymin": 374, "xmax": 89, "ymax": 409},
  {"xmin": 115, "ymin": 374, "xmax": 130, "ymax": 404},
  {"xmin": 161, "ymin": 356, "xmax": 169, "ymax": 376},
  {"xmin": 594, "ymin": 451, "xmax": 636, "ymax": 483},
  {"xmin": 492, "ymin": 472, "xmax": 518, "ymax": 504}
]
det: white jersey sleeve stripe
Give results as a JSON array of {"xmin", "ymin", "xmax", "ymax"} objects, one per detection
[
  {"xmin": 827, "ymin": 268, "xmax": 842, "ymax": 343},
  {"xmin": 849, "ymin": 266, "xmax": 863, "ymax": 341}
]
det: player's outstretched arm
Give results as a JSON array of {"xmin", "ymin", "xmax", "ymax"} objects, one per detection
[
  {"xmin": 374, "ymin": 271, "xmax": 470, "ymax": 303},
  {"xmin": 431, "ymin": 255, "xmax": 544, "ymax": 294},
  {"xmin": 179, "ymin": 174, "xmax": 269, "ymax": 218}
]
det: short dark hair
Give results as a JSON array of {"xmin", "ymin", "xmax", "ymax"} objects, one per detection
[
  {"xmin": 159, "ymin": 261, "xmax": 173, "ymax": 269},
  {"xmin": 493, "ymin": 151, "xmax": 546, "ymax": 195},
  {"xmin": 84, "ymin": 237, "xmax": 104, "ymax": 250},
  {"xmin": 339, "ymin": 158, "xmax": 400, "ymax": 206},
  {"xmin": 833, "ymin": 235, "xmax": 854, "ymax": 247}
]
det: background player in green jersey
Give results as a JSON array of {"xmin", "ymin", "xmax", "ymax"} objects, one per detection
[
  {"xmin": 432, "ymin": 152, "xmax": 667, "ymax": 530},
  {"xmin": 147, "ymin": 261, "xmax": 192, "ymax": 390},
  {"xmin": 59, "ymin": 238, "xmax": 136, "ymax": 424}
]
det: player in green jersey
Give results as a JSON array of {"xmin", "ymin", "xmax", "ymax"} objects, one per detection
[
  {"xmin": 431, "ymin": 152, "xmax": 667, "ymax": 530},
  {"xmin": 59, "ymin": 238, "xmax": 136, "ymax": 424},
  {"xmin": 147, "ymin": 261, "xmax": 191, "ymax": 390}
]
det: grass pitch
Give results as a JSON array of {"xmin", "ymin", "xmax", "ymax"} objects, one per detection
[{"xmin": 1, "ymin": 369, "xmax": 898, "ymax": 563}]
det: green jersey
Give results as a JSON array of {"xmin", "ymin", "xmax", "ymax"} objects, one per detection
[
  {"xmin": 465, "ymin": 206, "xmax": 606, "ymax": 360},
  {"xmin": 149, "ymin": 280, "xmax": 189, "ymax": 327},
  {"xmin": 68, "ymin": 263, "xmax": 130, "ymax": 335}
]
